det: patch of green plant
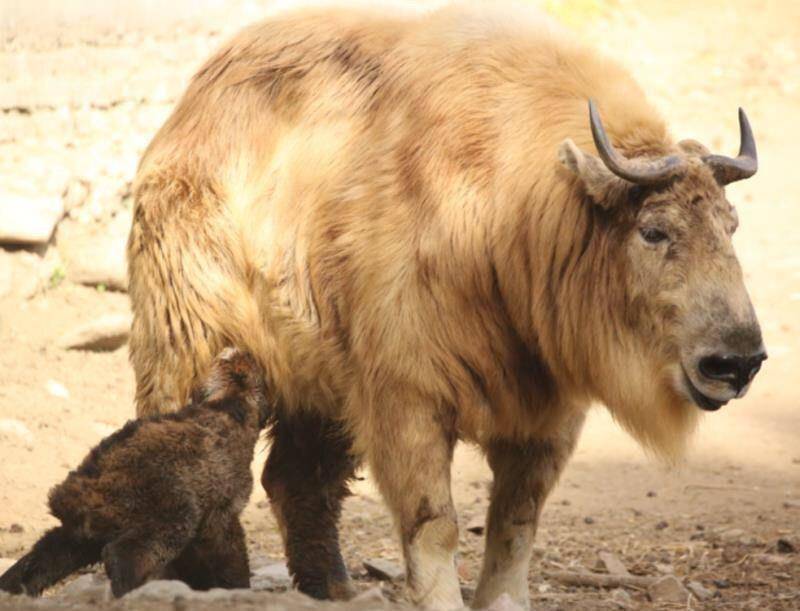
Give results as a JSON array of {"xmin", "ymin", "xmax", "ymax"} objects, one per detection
[{"xmin": 48, "ymin": 266, "xmax": 66, "ymax": 289}]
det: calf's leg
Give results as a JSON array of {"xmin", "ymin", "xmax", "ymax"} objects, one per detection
[
  {"xmin": 103, "ymin": 518, "xmax": 197, "ymax": 598},
  {"xmin": 168, "ymin": 513, "xmax": 250, "ymax": 590},
  {"xmin": 0, "ymin": 527, "xmax": 102, "ymax": 596}
]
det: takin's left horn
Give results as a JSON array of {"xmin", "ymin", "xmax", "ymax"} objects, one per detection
[
  {"xmin": 588, "ymin": 99, "xmax": 686, "ymax": 185},
  {"xmin": 702, "ymin": 108, "xmax": 758, "ymax": 185}
]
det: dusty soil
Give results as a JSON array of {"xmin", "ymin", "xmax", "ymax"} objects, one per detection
[{"xmin": 0, "ymin": 1, "xmax": 798, "ymax": 609}]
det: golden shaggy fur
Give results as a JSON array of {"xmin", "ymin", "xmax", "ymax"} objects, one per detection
[
  {"xmin": 130, "ymin": 4, "xmax": 693, "ymax": 454},
  {"xmin": 127, "ymin": 4, "xmax": 759, "ymax": 607}
]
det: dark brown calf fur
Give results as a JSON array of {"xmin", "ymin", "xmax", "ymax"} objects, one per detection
[{"xmin": 0, "ymin": 348, "xmax": 270, "ymax": 598}]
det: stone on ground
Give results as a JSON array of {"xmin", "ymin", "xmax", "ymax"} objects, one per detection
[
  {"xmin": 597, "ymin": 551, "xmax": 630, "ymax": 576},
  {"xmin": 363, "ymin": 558, "xmax": 405, "ymax": 582},
  {"xmin": 687, "ymin": 580, "xmax": 714, "ymax": 601},
  {"xmin": 251, "ymin": 562, "xmax": 292, "ymax": 591},
  {"xmin": 647, "ymin": 575, "xmax": 689, "ymax": 604},
  {"xmin": 59, "ymin": 572, "xmax": 111, "ymax": 603},
  {"xmin": 56, "ymin": 211, "xmax": 130, "ymax": 290},
  {"xmin": 123, "ymin": 579, "xmax": 192, "ymax": 602},
  {"xmin": 465, "ymin": 516, "xmax": 485, "ymax": 535},
  {"xmin": 0, "ymin": 194, "xmax": 63, "ymax": 245},
  {"xmin": 58, "ymin": 312, "xmax": 132, "ymax": 351}
]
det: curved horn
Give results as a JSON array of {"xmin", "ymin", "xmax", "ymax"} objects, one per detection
[
  {"xmin": 588, "ymin": 99, "xmax": 685, "ymax": 185},
  {"xmin": 702, "ymin": 108, "xmax": 758, "ymax": 185}
]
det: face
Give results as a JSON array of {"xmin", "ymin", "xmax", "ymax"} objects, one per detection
[
  {"xmin": 560, "ymin": 104, "xmax": 765, "ymax": 418},
  {"xmin": 624, "ymin": 164, "xmax": 766, "ymax": 411}
]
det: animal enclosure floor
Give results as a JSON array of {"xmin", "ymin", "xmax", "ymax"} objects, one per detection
[{"xmin": 0, "ymin": 0, "xmax": 798, "ymax": 609}]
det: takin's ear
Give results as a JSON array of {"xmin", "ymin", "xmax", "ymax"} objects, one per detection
[{"xmin": 558, "ymin": 139, "xmax": 620, "ymax": 208}]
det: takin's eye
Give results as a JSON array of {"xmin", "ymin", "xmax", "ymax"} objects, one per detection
[{"xmin": 639, "ymin": 227, "xmax": 669, "ymax": 245}]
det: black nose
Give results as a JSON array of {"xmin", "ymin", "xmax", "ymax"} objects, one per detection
[{"xmin": 698, "ymin": 352, "xmax": 767, "ymax": 393}]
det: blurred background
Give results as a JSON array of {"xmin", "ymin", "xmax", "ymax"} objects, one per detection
[{"xmin": 0, "ymin": 1, "xmax": 798, "ymax": 608}]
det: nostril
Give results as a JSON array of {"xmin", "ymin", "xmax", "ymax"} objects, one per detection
[
  {"xmin": 743, "ymin": 351, "xmax": 767, "ymax": 382},
  {"xmin": 698, "ymin": 355, "xmax": 738, "ymax": 382},
  {"xmin": 698, "ymin": 352, "xmax": 767, "ymax": 392}
]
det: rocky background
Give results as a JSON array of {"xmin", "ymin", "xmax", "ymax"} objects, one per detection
[{"xmin": 0, "ymin": 0, "xmax": 798, "ymax": 609}]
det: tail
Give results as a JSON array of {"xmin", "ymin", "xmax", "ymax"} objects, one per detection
[{"xmin": 0, "ymin": 527, "xmax": 102, "ymax": 596}]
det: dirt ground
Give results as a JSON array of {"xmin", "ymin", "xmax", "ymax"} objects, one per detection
[{"xmin": 0, "ymin": 1, "xmax": 798, "ymax": 609}]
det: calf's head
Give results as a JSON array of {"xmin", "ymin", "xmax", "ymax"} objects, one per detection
[{"xmin": 560, "ymin": 101, "xmax": 765, "ymax": 427}]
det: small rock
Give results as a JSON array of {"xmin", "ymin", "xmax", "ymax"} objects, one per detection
[
  {"xmin": 123, "ymin": 579, "xmax": 192, "ymax": 601},
  {"xmin": 487, "ymin": 593, "xmax": 524, "ymax": 611},
  {"xmin": 0, "ymin": 193, "xmax": 64, "ymax": 245},
  {"xmin": 783, "ymin": 500, "xmax": 800, "ymax": 509},
  {"xmin": 364, "ymin": 559, "xmax": 405, "ymax": 582},
  {"xmin": 251, "ymin": 562, "xmax": 292, "ymax": 590},
  {"xmin": 0, "ymin": 248, "xmax": 45, "ymax": 299},
  {"xmin": 687, "ymin": 580, "xmax": 714, "ymax": 601},
  {"xmin": 712, "ymin": 578, "xmax": 730, "ymax": 589},
  {"xmin": 0, "ymin": 419, "xmax": 34, "ymax": 445},
  {"xmin": 8, "ymin": 524, "xmax": 23, "ymax": 534},
  {"xmin": 46, "ymin": 379, "xmax": 70, "ymax": 399},
  {"xmin": 719, "ymin": 528, "xmax": 744, "ymax": 542},
  {"xmin": 60, "ymin": 573, "xmax": 111, "ymax": 603},
  {"xmin": 646, "ymin": 491, "xmax": 657, "ymax": 497},
  {"xmin": 752, "ymin": 553, "xmax": 792, "ymax": 566},
  {"xmin": 597, "ymin": 551, "xmax": 630, "ymax": 576},
  {"xmin": 584, "ymin": 516, "xmax": 595, "ymax": 525},
  {"xmin": 184, "ymin": 587, "xmax": 258, "ymax": 603},
  {"xmin": 654, "ymin": 562, "xmax": 674, "ymax": 574},
  {"xmin": 62, "ymin": 178, "xmax": 91, "ymax": 213},
  {"xmin": 466, "ymin": 516, "xmax": 485, "ymax": 535},
  {"xmin": 353, "ymin": 586, "xmax": 386, "ymax": 603},
  {"xmin": 58, "ymin": 313, "xmax": 132, "ymax": 351},
  {"xmin": 647, "ymin": 575, "xmax": 689, "ymax": 604},
  {"xmin": 776, "ymin": 538, "xmax": 796, "ymax": 554},
  {"xmin": 57, "ymin": 211, "xmax": 130, "ymax": 291},
  {"xmin": 654, "ymin": 520, "xmax": 669, "ymax": 530},
  {"xmin": 609, "ymin": 587, "xmax": 633, "ymax": 609}
]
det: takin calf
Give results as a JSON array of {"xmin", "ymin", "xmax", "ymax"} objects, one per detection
[{"xmin": 0, "ymin": 348, "xmax": 269, "ymax": 598}]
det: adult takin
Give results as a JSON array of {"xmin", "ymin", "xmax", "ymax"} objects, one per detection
[{"xmin": 127, "ymin": 4, "xmax": 766, "ymax": 609}]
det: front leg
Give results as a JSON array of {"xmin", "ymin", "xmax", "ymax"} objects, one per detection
[
  {"xmin": 472, "ymin": 412, "xmax": 585, "ymax": 610},
  {"xmin": 362, "ymin": 387, "xmax": 463, "ymax": 610}
]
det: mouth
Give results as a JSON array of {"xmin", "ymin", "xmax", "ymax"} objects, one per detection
[{"xmin": 681, "ymin": 368, "xmax": 729, "ymax": 412}]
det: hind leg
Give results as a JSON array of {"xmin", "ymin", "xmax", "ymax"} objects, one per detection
[
  {"xmin": 262, "ymin": 411, "xmax": 356, "ymax": 600},
  {"xmin": 0, "ymin": 527, "xmax": 102, "ymax": 596},
  {"xmin": 127, "ymin": 197, "xmax": 234, "ymax": 418},
  {"xmin": 103, "ymin": 520, "xmax": 197, "ymax": 598},
  {"xmin": 167, "ymin": 513, "xmax": 250, "ymax": 590}
]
